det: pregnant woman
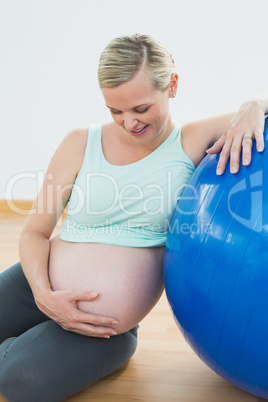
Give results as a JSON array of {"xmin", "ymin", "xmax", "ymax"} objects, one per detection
[{"xmin": 0, "ymin": 34, "xmax": 267, "ymax": 401}]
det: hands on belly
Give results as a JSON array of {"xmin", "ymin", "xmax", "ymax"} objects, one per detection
[{"xmin": 35, "ymin": 288, "xmax": 119, "ymax": 338}]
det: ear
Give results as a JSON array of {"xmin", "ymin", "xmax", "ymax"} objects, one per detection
[{"xmin": 169, "ymin": 73, "xmax": 179, "ymax": 98}]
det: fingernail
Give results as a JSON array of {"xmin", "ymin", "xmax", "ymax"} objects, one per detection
[
  {"xmin": 243, "ymin": 159, "xmax": 249, "ymax": 165},
  {"xmin": 231, "ymin": 168, "xmax": 237, "ymax": 173},
  {"xmin": 258, "ymin": 146, "xmax": 264, "ymax": 152},
  {"xmin": 104, "ymin": 335, "xmax": 110, "ymax": 339},
  {"xmin": 91, "ymin": 292, "xmax": 98, "ymax": 297},
  {"xmin": 111, "ymin": 331, "xmax": 117, "ymax": 336},
  {"xmin": 216, "ymin": 168, "xmax": 222, "ymax": 175},
  {"xmin": 112, "ymin": 320, "xmax": 118, "ymax": 325}
]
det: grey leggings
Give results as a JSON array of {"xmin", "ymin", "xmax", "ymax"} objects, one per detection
[{"xmin": 0, "ymin": 262, "xmax": 138, "ymax": 401}]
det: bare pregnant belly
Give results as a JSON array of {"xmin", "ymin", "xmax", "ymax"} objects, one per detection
[{"xmin": 48, "ymin": 233, "xmax": 165, "ymax": 334}]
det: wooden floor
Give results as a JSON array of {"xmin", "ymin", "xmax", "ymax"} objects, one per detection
[{"xmin": 0, "ymin": 211, "xmax": 266, "ymax": 402}]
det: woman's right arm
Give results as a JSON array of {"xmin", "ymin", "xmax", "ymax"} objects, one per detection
[{"xmin": 19, "ymin": 129, "xmax": 118, "ymax": 338}]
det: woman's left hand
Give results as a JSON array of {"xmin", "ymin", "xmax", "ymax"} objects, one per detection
[{"xmin": 206, "ymin": 99, "xmax": 265, "ymax": 175}]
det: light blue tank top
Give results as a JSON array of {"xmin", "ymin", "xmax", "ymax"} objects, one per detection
[{"xmin": 60, "ymin": 122, "xmax": 195, "ymax": 247}]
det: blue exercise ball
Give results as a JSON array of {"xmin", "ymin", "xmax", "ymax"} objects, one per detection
[{"xmin": 164, "ymin": 117, "xmax": 268, "ymax": 399}]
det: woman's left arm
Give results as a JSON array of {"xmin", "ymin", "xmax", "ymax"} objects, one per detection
[
  {"xmin": 207, "ymin": 96, "xmax": 268, "ymax": 175},
  {"xmin": 181, "ymin": 96, "xmax": 268, "ymax": 175}
]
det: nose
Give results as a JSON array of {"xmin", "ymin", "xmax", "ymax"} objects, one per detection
[{"xmin": 123, "ymin": 113, "xmax": 138, "ymax": 132}]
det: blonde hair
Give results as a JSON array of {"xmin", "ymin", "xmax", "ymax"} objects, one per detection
[{"xmin": 98, "ymin": 33, "xmax": 176, "ymax": 91}]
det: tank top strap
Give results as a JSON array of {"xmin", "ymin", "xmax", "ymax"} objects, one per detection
[{"xmin": 79, "ymin": 124, "xmax": 102, "ymax": 172}]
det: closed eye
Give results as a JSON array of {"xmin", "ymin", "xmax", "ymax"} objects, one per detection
[
  {"xmin": 108, "ymin": 105, "xmax": 151, "ymax": 115},
  {"xmin": 135, "ymin": 106, "xmax": 150, "ymax": 114},
  {"xmin": 110, "ymin": 110, "xmax": 122, "ymax": 115}
]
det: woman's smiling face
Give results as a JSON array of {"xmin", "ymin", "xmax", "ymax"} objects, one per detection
[{"xmin": 101, "ymin": 69, "xmax": 177, "ymax": 148}]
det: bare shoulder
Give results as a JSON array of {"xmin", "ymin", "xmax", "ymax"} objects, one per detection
[
  {"xmin": 181, "ymin": 123, "xmax": 207, "ymax": 167},
  {"xmin": 181, "ymin": 112, "xmax": 234, "ymax": 166},
  {"xmin": 43, "ymin": 127, "xmax": 89, "ymax": 187},
  {"xmin": 64, "ymin": 127, "xmax": 88, "ymax": 150},
  {"xmin": 58, "ymin": 127, "xmax": 89, "ymax": 176},
  {"xmin": 21, "ymin": 127, "xmax": 89, "ymax": 239},
  {"xmin": 181, "ymin": 116, "xmax": 224, "ymax": 167}
]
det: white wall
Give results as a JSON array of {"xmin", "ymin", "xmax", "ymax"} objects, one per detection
[{"xmin": 1, "ymin": 0, "xmax": 268, "ymax": 200}]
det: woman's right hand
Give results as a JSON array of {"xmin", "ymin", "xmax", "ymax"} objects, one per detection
[{"xmin": 34, "ymin": 288, "xmax": 118, "ymax": 338}]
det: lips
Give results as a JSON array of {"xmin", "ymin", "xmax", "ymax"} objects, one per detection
[{"xmin": 130, "ymin": 124, "xmax": 149, "ymax": 136}]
